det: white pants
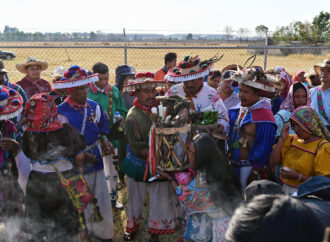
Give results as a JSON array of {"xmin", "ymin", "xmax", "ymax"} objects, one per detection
[
  {"xmin": 83, "ymin": 169, "xmax": 114, "ymax": 239},
  {"xmin": 126, "ymin": 177, "xmax": 176, "ymax": 234},
  {"xmin": 103, "ymin": 152, "xmax": 119, "ymax": 202}
]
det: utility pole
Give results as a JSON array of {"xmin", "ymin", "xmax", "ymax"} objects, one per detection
[
  {"xmin": 264, "ymin": 29, "xmax": 268, "ymax": 70},
  {"xmin": 123, "ymin": 28, "xmax": 127, "ymax": 64}
]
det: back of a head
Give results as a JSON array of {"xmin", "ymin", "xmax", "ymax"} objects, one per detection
[
  {"xmin": 193, "ymin": 133, "xmax": 242, "ymax": 211},
  {"xmin": 225, "ymin": 194, "xmax": 323, "ymax": 242},
  {"xmin": 244, "ymin": 179, "xmax": 284, "ymax": 203}
]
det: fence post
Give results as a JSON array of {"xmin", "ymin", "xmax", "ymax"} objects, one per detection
[
  {"xmin": 123, "ymin": 28, "xmax": 127, "ymax": 65},
  {"xmin": 263, "ymin": 30, "xmax": 268, "ymax": 70}
]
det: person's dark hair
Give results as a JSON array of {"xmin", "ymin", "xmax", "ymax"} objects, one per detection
[
  {"xmin": 192, "ymin": 133, "xmax": 241, "ymax": 212},
  {"xmin": 164, "ymin": 52, "xmax": 177, "ymax": 65},
  {"xmin": 293, "ymin": 82, "xmax": 307, "ymax": 95},
  {"xmin": 210, "ymin": 70, "xmax": 221, "ymax": 80},
  {"xmin": 225, "ymin": 194, "xmax": 324, "ymax": 242},
  {"xmin": 23, "ymin": 123, "xmax": 86, "ymax": 162},
  {"xmin": 92, "ymin": 62, "xmax": 109, "ymax": 74}
]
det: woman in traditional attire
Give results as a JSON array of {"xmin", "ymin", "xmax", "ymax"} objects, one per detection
[
  {"xmin": 22, "ymin": 93, "xmax": 87, "ymax": 241},
  {"xmin": 275, "ymin": 82, "xmax": 311, "ymax": 139},
  {"xmin": 159, "ymin": 133, "xmax": 241, "ymax": 242},
  {"xmin": 270, "ymin": 106, "xmax": 330, "ymax": 194}
]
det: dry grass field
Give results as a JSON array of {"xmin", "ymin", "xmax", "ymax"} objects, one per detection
[{"xmin": 0, "ymin": 42, "xmax": 329, "ymax": 84}]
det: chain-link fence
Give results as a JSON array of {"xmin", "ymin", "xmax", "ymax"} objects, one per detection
[{"xmin": 0, "ymin": 43, "xmax": 329, "ymax": 84}]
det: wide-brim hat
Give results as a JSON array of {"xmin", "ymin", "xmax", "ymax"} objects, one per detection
[
  {"xmin": 221, "ymin": 64, "xmax": 243, "ymax": 73},
  {"xmin": 296, "ymin": 176, "xmax": 330, "ymax": 200},
  {"xmin": 0, "ymin": 85, "xmax": 23, "ymax": 120},
  {"xmin": 16, "ymin": 57, "xmax": 48, "ymax": 74},
  {"xmin": 231, "ymin": 67, "xmax": 279, "ymax": 93},
  {"xmin": 0, "ymin": 61, "xmax": 7, "ymax": 73},
  {"xmin": 314, "ymin": 59, "xmax": 330, "ymax": 76},
  {"xmin": 304, "ymin": 68, "xmax": 317, "ymax": 78},
  {"xmin": 124, "ymin": 72, "xmax": 165, "ymax": 92},
  {"xmin": 167, "ymin": 55, "xmax": 223, "ymax": 83},
  {"xmin": 53, "ymin": 65, "xmax": 99, "ymax": 89}
]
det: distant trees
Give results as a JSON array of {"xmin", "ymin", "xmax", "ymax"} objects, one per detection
[
  {"xmin": 255, "ymin": 25, "xmax": 268, "ymax": 40},
  {"xmin": 224, "ymin": 26, "xmax": 233, "ymax": 43},
  {"xmin": 186, "ymin": 33, "xmax": 193, "ymax": 40},
  {"xmin": 237, "ymin": 28, "xmax": 249, "ymax": 42},
  {"xmin": 272, "ymin": 11, "xmax": 329, "ymax": 44}
]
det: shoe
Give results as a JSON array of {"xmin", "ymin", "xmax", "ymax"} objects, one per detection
[{"xmin": 112, "ymin": 201, "xmax": 124, "ymax": 210}]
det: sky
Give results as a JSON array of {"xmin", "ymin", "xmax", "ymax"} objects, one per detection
[{"xmin": 1, "ymin": 0, "xmax": 329, "ymax": 35}]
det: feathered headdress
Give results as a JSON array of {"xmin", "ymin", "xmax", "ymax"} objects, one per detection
[{"xmin": 167, "ymin": 54, "xmax": 223, "ymax": 83}]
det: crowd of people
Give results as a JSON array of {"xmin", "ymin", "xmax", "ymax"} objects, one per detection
[{"xmin": 0, "ymin": 53, "xmax": 329, "ymax": 242}]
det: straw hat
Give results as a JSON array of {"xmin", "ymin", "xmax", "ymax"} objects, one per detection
[
  {"xmin": 304, "ymin": 68, "xmax": 317, "ymax": 78},
  {"xmin": 123, "ymin": 72, "xmax": 165, "ymax": 92},
  {"xmin": 16, "ymin": 57, "xmax": 48, "ymax": 74},
  {"xmin": 221, "ymin": 64, "xmax": 243, "ymax": 73},
  {"xmin": 314, "ymin": 59, "xmax": 330, "ymax": 76},
  {"xmin": 52, "ymin": 65, "xmax": 99, "ymax": 89},
  {"xmin": 231, "ymin": 67, "xmax": 279, "ymax": 93}
]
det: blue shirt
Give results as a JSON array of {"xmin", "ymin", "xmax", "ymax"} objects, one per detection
[
  {"xmin": 311, "ymin": 86, "xmax": 330, "ymax": 125},
  {"xmin": 227, "ymin": 100, "xmax": 276, "ymax": 169},
  {"xmin": 57, "ymin": 99, "xmax": 109, "ymax": 174}
]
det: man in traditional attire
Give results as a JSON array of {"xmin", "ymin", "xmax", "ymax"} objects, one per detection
[
  {"xmin": 56, "ymin": 65, "xmax": 114, "ymax": 241},
  {"xmin": 88, "ymin": 62, "xmax": 128, "ymax": 209},
  {"xmin": 166, "ymin": 55, "xmax": 229, "ymax": 136},
  {"xmin": 120, "ymin": 72, "xmax": 176, "ymax": 242},
  {"xmin": 226, "ymin": 67, "xmax": 277, "ymax": 189},
  {"xmin": 311, "ymin": 59, "xmax": 330, "ymax": 130},
  {"xmin": 16, "ymin": 57, "xmax": 52, "ymax": 98}
]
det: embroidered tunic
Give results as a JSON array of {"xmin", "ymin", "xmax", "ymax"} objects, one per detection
[
  {"xmin": 57, "ymin": 99, "xmax": 109, "ymax": 174},
  {"xmin": 279, "ymin": 135, "xmax": 330, "ymax": 187},
  {"xmin": 166, "ymin": 83, "xmax": 229, "ymax": 132},
  {"xmin": 227, "ymin": 99, "xmax": 276, "ymax": 169}
]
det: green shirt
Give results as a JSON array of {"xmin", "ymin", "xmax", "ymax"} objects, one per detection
[{"xmin": 88, "ymin": 83, "xmax": 128, "ymax": 147}]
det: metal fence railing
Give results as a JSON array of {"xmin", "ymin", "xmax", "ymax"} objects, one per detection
[{"xmin": 0, "ymin": 44, "xmax": 329, "ymax": 84}]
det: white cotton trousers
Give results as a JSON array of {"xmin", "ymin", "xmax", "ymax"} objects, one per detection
[{"xmin": 83, "ymin": 169, "xmax": 114, "ymax": 239}]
